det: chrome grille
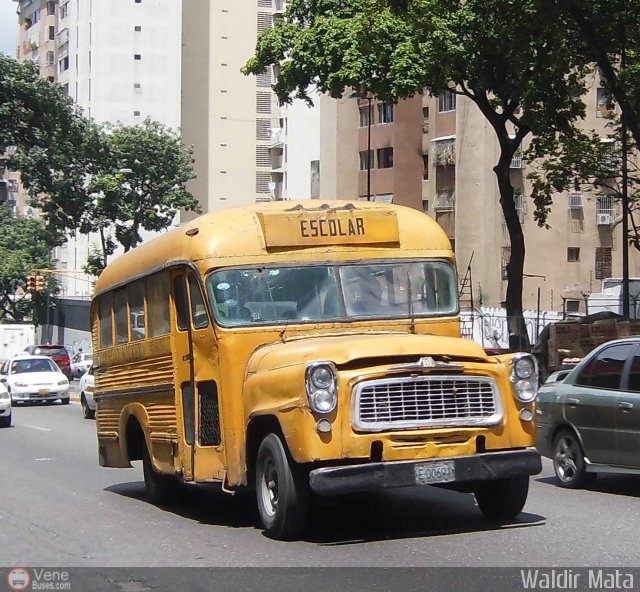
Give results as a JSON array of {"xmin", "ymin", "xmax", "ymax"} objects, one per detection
[{"xmin": 353, "ymin": 375, "xmax": 502, "ymax": 431}]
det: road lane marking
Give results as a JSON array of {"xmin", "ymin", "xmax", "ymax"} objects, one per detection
[{"xmin": 23, "ymin": 425, "xmax": 51, "ymax": 432}]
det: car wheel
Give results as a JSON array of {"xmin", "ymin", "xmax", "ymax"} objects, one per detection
[
  {"xmin": 474, "ymin": 476, "xmax": 530, "ymax": 521},
  {"xmin": 142, "ymin": 440, "xmax": 180, "ymax": 505},
  {"xmin": 0, "ymin": 413, "xmax": 10, "ymax": 428},
  {"xmin": 255, "ymin": 433, "xmax": 309, "ymax": 540},
  {"xmin": 553, "ymin": 429, "xmax": 592, "ymax": 489},
  {"xmin": 81, "ymin": 395, "xmax": 95, "ymax": 419},
  {"xmin": 60, "ymin": 397, "xmax": 70, "ymax": 405}
]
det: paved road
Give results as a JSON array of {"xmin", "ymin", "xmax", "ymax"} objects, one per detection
[{"xmin": 2, "ymin": 400, "xmax": 640, "ymax": 571}]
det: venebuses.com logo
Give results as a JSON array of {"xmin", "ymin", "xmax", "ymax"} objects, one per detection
[
  {"xmin": 6, "ymin": 568, "xmax": 71, "ymax": 591},
  {"xmin": 7, "ymin": 569, "xmax": 30, "ymax": 591}
]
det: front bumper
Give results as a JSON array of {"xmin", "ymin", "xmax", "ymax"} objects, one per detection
[
  {"xmin": 309, "ymin": 449, "xmax": 541, "ymax": 496},
  {"xmin": 11, "ymin": 389, "xmax": 69, "ymax": 402}
]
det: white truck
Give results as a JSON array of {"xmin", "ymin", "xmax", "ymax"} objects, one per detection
[{"xmin": 0, "ymin": 324, "xmax": 36, "ymax": 361}]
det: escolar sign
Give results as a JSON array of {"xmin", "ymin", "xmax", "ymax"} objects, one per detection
[{"xmin": 258, "ymin": 209, "xmax": 399, "ymax": 248}]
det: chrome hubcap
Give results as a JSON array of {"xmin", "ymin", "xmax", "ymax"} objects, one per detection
[
  {"xmin": 259, "ymin": 458, "xmax": 278, "ymax": 517},
  {"xmin": 554, "ymin": 436, "xmax": 579, "ymax": 481}
]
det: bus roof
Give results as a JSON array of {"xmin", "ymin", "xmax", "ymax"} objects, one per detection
[{"xmin": 94, "ymin": 200, "xmax": 453, "ymax": 296}]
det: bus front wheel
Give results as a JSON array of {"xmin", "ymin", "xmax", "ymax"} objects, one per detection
[
  {"xmin": 474, "ymin": 476, "xmax": 530, "ymax": 521},
  {"xmin": 142, "ymin": 441, "xmax": 179, "ymax": 506},
  {"xmin": 255, "ymin": 433, "xmax": 309, "ymax": 540}
]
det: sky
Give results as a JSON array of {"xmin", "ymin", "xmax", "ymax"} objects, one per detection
[{"xmin": 0, "ymin": 0, "xmax": 19, "ymax": 57}]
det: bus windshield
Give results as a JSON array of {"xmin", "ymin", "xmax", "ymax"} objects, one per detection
[{"xmin": 208, "ymin": 261, "xmax": 457, "ymax": 326}]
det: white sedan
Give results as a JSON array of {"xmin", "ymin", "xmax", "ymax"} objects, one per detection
[
  {"xmin": 0, "ymin": 355, "xmax": 70, "ymax": 405},
  {"xmin": 79, "ymin": 364, "xmax": 96, "ymax": 419},
  {"xmin": 70, "ymin": 352, "xmax": 93, "ymax": 379},
  {"xmin": 0, "ymin": 381, "xmax": 11, "ymax": 427}
]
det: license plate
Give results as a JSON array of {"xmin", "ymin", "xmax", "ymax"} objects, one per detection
[
  {"xmin": 414, "ymin": 460, "xmax": 456, "ymax": 485},
  {"xmin": 38, "ymin": 389, "xmax": 50, "ymax": 396}
]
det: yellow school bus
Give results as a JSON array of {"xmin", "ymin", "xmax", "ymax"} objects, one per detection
[{"xmin": 92, "ymin": 200, "xmax": 541, "ymax": 539}]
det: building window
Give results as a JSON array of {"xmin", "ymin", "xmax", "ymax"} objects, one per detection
[
  {"xmin": 134, "ymin": 25, "xmax": 142, "ymax": 32},
  {"xmin": 359, "ymin": 104, "xmax": 371, "ymax": 127},
  {"xmin": 595, "ymin": 247, "xmax": 612, "ymax": 280},
  {"xmin": 46, "ymin": 51, "xmax": 54, "ymax": 66},
  {"xmin": 438, "ymin": 90, "xmax": 456, "ymax": 112},
  {"xmin": 49, "ymin": 26, "xmax": 55, "ymax": 40},
  {"xmin": 47, "ymin": 1, "xmax": 56, "ymax": 16},
  {"xmin": 565, "ymin": 300, "xmax": 581, "ymax": 313},
  {"xmin": 567, "ymin": 247, "xmax": 580, "ymax": 262},
  {"xmin": 378, "ymin": 103, "xmax": 394, "ymax": 124},
  {"xmin": 133, "ymin": 111, "xmax": 141, "ymax": 117},
  {"xmin": 134, "ymin": 54, "xmax": 142, "ymax": 60},
  {"xmin": 377, "ymin": 147, "xmax": 394, "ymax": 169},
  {"xmin": 59, "ymin": 56, "xmax": 69, "ymax": 72},
  {"xmin": 135, "ymin": 0, "xmax": 142, "ymax": 3},
  {"xmin": 359, "ymin": 150, "xmax": 373, "ymax": 171},
  {"xmin": 422, "ymin": 106, "xmax": 429, "ymax": 133},
  {"xmin": 60, "ymin": 3, "xmax": 68, "ymax": 18},
  {"xmin": 501, "ymin": 247, "xmax": 511, "ymax": 280},
  {"xmin": 596, "ymin": 87, "xmax": 614, "ymax": 118},
  {"xmin": 422, "ymin": 155, "xmax": 429, "ymax": 180}
]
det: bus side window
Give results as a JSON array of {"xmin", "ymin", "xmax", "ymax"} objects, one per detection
[
  {"xmin": 174, "ymin": 275, "xmax": 190, "ymax": 332},
  {"xmin": 188, "ymin": 274, "xmax": 209, "ymax": 329},
  {"xmin": 99, "ymin": 293, "xmax": 114, "ymax": 347},
  {"xmin": 114, "ymin": 288, "xmax": 128, "ymax": 343},
  {"xmin": 129, "ymin": 280, "xmax": 146, "ymax": 340},
  {"xmin": 147, "ymin": 272, "xmax": 170, "ymax": 337}
]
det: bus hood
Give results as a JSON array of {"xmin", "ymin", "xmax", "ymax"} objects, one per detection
[{"xmin": 246, "ymin": 332, "xmax": 491, "ymax": 374}]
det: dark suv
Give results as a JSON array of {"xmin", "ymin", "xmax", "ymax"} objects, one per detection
[{"xmin": 24, "ymin": 344, "xmax": 72, "ymax": 379}]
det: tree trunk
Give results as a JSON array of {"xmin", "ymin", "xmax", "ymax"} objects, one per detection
[{"xmin": 495, "ymin": 161, "xmax": 530, "ymax": 352}]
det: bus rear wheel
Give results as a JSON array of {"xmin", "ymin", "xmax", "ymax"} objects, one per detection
[
  {"xmin": 142, "ymin": 441, "xmax": 179, "ymax": 505},
  {"xmin": 255, "ymin": 433, "xmax": 309, "ymax": 540}
]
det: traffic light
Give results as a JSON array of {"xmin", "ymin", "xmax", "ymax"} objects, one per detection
[
  {"xmin": 35, "ymin": 275, "xmax": 45, "ymax": 292},
  {"xmin": 27, "ymin": 275, "xmax": 37, "ymax": 291}
]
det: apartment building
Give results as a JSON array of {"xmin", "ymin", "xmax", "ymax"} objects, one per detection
[
  {"xmin": 13, "ymin": 0, "xmax": 182, "ymax": 297},
  {"xmin": 339, "ymin": 81, "xmax": 640, "ymax": 314}
]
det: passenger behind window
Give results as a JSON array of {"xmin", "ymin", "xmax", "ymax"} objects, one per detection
[{"xmin": 343, "ymin": 268, "xmax": 383, "ymax": 315}]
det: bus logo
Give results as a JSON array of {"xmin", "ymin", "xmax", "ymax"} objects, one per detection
[{"xmin": 7, "ymin": 568, "xmax": 31, "ymax": 591}]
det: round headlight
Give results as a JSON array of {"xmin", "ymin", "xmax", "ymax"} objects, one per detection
[
  {"xmin": 516, "ymin": 380, "xmax": 536, "ymax": 402},
  {"xmin": 312, "ymin": 389, "xmax": 336, "ymax": 413},
  {"xmin": 514, "ymin": 356, "xmax": 535, "ymax": 380},
  {"xmin": 310, "ymin": 365, "xmax": 334, "ymax": 389}
]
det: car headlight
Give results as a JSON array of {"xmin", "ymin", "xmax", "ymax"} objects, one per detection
[
  {"xmin": 15, "ymin": 381, "xmax": 28, "ymax": 388},
  {"xmin": 57, "ymin": 379, "xmax": 69, "ymax": 386},
  {"xmin": 0, "ymin": 390, "xmax": 9, "ymax": 400},
  {"xmin": 305, "ymin": 362, "xmax": 337, "ymax": 413},
  {"xmin": 510, "ymin": 353, "xmax": 539, "ymax": 403}
]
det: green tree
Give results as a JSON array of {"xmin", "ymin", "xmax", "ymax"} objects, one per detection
[
  {"xmin": 0, "ymin": 205, "xmax": 56, "ymax": 322},
  {"xmin": 0, "ymin": 53, "xmax": 90, "ymax": 203},
  {"xmin": 15, "ymin": 118, "xmax": 200, "ymax": 274},
  {"xmin": 555, "ymin": 1, "xmax": 640, "ymax": 150},
  {"xmin": 244, "ymin": 0, "xmax": 587, "ymax": 349}
]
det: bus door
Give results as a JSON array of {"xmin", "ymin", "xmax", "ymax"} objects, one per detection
[{"xmin": 171, "ymin": 270, "xmax": 225, "ymax": 483}]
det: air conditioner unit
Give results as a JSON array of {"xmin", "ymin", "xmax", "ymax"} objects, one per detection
[{"xmin": 596, "ymin": 213, "xmax": 613, "ymax": 225}]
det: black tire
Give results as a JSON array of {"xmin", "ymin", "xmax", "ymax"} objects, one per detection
[
  {"xmin": 81, "ymin": 395, "xmax": 95, "ymax": 419},
  {"xmin": 552, "ymin": 429, "xmax": 593, "ymax": 489},
  {"xmin": 60, "ymin": 397, "xmax": 70, "ymax": 405},
  {"xmin": 475, "ymin": 476, "xmax": 530, "ymax": 521},
  {"xmin": 0, "ymin": 413, "xmax": 10, "ymax": 428},
  {"xmin": 142, "ymin": 440, "xmax": 180, "ymax": 505},
  {"xmin": 255, "ymin": 433, "xmax": 310, "ymax": 540}
]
